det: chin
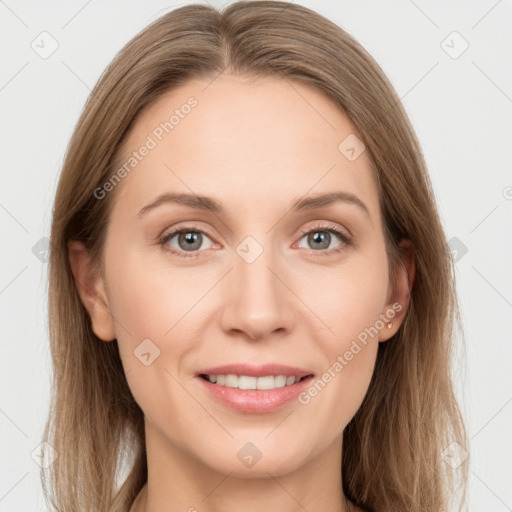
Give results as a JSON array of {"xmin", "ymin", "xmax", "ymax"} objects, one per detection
[{"xmin": 199, "ymin": 445, "xmax": 307, "ymax": 478}]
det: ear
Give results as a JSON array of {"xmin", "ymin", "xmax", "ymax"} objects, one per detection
[
  {"xmin": 379, "ymin": 239, "xmax": 415, "ymax": 342},
  {"xmin": 68, "ymin": 240, "xmax": 116, "ymax": 342}
]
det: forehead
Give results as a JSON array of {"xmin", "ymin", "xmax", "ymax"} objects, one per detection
[{"xmin": 111, "ymin": 74, "xmax": 380, "ymax": 223}]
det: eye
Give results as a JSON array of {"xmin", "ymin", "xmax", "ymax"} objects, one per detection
[
  {"xmin": 296, "ymin": 223, "xmax": 352, "ymax": 256},
  {"xmin": 158, "ymin": 222, "xmax": 352, "ymax": 260},
  {"xmin": 159, "ymin": 227, "xmax": 215, "ymax": 259}
]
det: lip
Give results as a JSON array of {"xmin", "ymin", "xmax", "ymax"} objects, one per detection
[{"xmin": 195, "ymin": 363, "xmax": 315, "ymax": 414}]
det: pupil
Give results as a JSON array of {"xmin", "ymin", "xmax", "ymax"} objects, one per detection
[
  {"xmin": 310, "ymin": 231, "xmax": 329, "ymax": 250},
  {"xmin": 180, "ymin": 232, "xmax": 201, "ymax": 251}
]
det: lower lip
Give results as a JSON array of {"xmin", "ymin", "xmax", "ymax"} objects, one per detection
[{"xmin": 197, "ymin": 375, "xmax": 314, "ymax": 414}]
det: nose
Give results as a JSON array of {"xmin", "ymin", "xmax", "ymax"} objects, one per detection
[{"xmin": 219, "ymin": 248, "xmax": 296, "ymax": 341}]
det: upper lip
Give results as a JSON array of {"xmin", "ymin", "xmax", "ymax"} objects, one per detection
[{"xmin": 196, "ymin": 363, "xmax": 314, "ymax": 379}]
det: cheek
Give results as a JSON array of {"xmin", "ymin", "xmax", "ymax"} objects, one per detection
[
  {"xmin": 298, "ymin": 253, "xmax": 389, "ymax": 342},
  {"xmin": 104, "ymin": 247, "xmax": 224, "ymax": 388},
  {"xmin": 104, "ymin": 251, "xmax": 208, "ymax": 422},
  {"xmin": 105, "ymin": 248, "xmax": 214, "ymax": 337},
  {"xmin": 296, "ymin": 255, "xmax": 388, "ymax": 414}
]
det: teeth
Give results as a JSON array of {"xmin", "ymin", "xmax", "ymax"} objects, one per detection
[
  {"xmin": 238, "ymin": 375, "xmax": 257, "ymax": 389},
  {"xmin": 205, "ymin": 374, "xmax": 303, "ymax": 390}
]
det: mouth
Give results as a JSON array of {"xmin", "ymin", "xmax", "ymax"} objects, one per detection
[
  {"xmin": 198, "ymin": 373, "xmax": 313, "ymax": 390},
  {"xmin": 195, "ymin": 364, "xmax": 315, "ymax": 413}
]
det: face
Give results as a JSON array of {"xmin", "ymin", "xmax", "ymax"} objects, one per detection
[{"xmin": 73, "ymin": 74, "xmax": 411, "ymax": 478}]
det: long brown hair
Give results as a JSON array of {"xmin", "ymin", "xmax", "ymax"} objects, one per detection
[{"xmin": 42, "ymin": 2, "xmax": 469, "ymax": 510}]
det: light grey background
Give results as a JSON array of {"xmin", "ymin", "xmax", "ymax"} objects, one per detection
[{"xmin": 1, "ymin": 0, "xmax": 511, "ymax": 510}]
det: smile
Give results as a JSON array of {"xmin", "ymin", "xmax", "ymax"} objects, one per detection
[
  {"xmin": 200, "ymin": 374, "xmax": 309, "ymax": 390},
  {"xmin": 196, "ymin": 365, "xmax": 315, "ymax": 413}
]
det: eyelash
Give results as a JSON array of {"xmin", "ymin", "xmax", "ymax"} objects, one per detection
[{"xmin": 158, "ymin": 223, "xmax": 352, "ymax": 260}]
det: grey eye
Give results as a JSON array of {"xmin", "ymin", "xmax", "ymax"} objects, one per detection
[
  {"xmin": 167, "ymin": 230, "xmax": 214, "ymax": 252},
  {"xmin": 298, "ymin": 230, "xmax": 342, "ymax": 251}
]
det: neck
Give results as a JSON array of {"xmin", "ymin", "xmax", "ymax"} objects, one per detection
[{"xmin": 130, "ymin": 420, "xmax": 357, "ymax": 512}]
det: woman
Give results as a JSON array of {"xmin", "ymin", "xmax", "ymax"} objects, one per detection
[{"xmin": 42, "ymin": 2, "xmax": 469, "ymax": 511}]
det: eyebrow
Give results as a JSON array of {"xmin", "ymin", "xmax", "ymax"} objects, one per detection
[{"xmin": 138, "ymin": 191, "xmax": 371, "ymax": 219}]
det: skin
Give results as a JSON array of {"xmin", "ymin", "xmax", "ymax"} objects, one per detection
[{"xmin": 69, "ymin": 74, "xmax": 415, "ymax": 512}]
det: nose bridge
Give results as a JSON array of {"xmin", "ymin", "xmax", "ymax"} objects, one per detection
[
  {"xmin": 220, "ymin": 235, "xmax": 295, "ymax": 339},
  {"xmin": 239, "ymin": 251, "xmax": 281, "ymax": 304}
]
